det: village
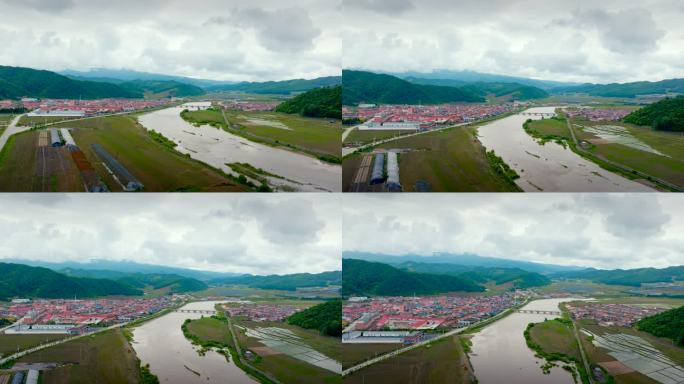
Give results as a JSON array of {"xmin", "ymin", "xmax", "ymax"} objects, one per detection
[
  {"xmin": 565, "ymin": 302, "xmax": 668, "ymax": 327},
  {"xmin": 223, "ymin": 302, "xmax": 301, "ymax": 322}
]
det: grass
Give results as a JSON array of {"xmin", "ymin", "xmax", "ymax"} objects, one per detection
[
  {"xmin": 341, "ymin": 343, "xmax": 403, "ymax": 369},
  {"xmin": 15, "ymin": 329, "xmax": 141, "ymax": 384},
  {"xmin": 343, "ymin": 335, "xmax": 474, "ymax": 384},
  {"xmin": 525, "ymin": 319, "xmax": 588, "ymax": 383},
  {"xmin": 182, "ymin": 108, "xmax": 342, "ymax": 161},
  {"xmin": 41, "ymin": 115, "xmax": 250, "ymax": 192},
  {"xmin": 18, "ymin": 116, "xmax": 76, "ymax": 126},
  {"xmin": 370, "ymin": 125, "xmax": 521, "ymax": 191},
  {"xmin": 0, "ymin": 334, "xmax": 68, "ymax": 358},
  {"xmin": 344, "ymin": 129, "xmax": 416, "ymax": 145}
]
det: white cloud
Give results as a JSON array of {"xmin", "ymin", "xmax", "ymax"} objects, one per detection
[{"xmin": 0, "ymin": 194, "xmax": 341, "ymax": 275}]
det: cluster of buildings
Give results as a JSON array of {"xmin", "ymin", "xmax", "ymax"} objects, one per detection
[
  {"xmin": 565, "ymin": 303, "xmax": 668, "ymax": 327},
  {"xmin": 343, "ymin": 292, "xmax": 522, "ymax": 333},
  {"xmin": 0, "ymin": 100, "xmax": 19, "ymax": 110},
  {"xmin": 219, "ymin": 100, "xmax": 279, "ymax": 112},
  {"xmin": 343, "ymin": 103, "xmax": 515, "ymax": 130},
  {"xmin": 0, "ymin": 297, "xmax": 175, "ymax": 333},
  {"xmin": 224, "ymin": 303, "xmax": 301, "ymax": 321},
  {"xmin": 21, "ymin": 98, "xmax": 168, "ymax": 118},
  {"xmin": 564, "ymin": 107, "xmax": 631, "ymax": 121}
]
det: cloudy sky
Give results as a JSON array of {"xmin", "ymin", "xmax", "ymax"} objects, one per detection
[
  {"xmin": 0, "ymin": 194, "xmax": 341, "ymax": 275},
  {"xmin": 0, "ymin": 0, "xmax": 340, "ymax": 81},
  {"xmin": 343, "ymin": 194, "xmax": 684, "ymax": 270},
  {"xmin": 343, "ymin": 0, "xmax": 684, "ymax": 83}
]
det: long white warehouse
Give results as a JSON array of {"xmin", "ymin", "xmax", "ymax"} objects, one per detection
[{"xmin": 60, "ymin": 128, "xmax": 77, "ymax": 147}]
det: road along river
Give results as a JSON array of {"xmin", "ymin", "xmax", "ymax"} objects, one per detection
[
  {"xmin": 478, "ymin": 107, "xmax": 654, "ymax": 192},
  {"xmin": 469, "ymin": 298, "xmax": 590, "ymax": 384},
  {"xmin": 138, "ymin": 103, "xmax": 341, "ymax": 192},
  {"xmin": 131, "ymin": 301, "xmax": 256, "ymax": 384}
]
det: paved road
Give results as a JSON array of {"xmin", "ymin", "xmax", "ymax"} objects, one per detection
[
  {"xmin": 225, "ymin": 315, "xmax": 283, "ymax": 384},
  {"xmin": 0, "ymin": 323, "xmax": 127, "ymax": 365},
  {"xmin": 0, "ymin": 114, "xmax": 28, "ymax": 153},
  {"xmin": 342, "ymin": 126, "xmax": 356, "ymax": 142}
]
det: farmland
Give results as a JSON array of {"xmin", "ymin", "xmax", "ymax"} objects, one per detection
[
  {"xmin": 0, "ymin": 334, "xmax": 68, "ymax": 358},
  {"xmin": 182, "ymin": 108, "xmax": 342, "ymax": 161},
  {"xmin": 343, "ymin": 125, "xmax": 521, "ymax": 192},
  {"xmin": 343, "ymin": 129, "xmax": 416, "ymax": 145},
  {"xmin": 343, "ymin": 336, "xmax": 474, "ymax": 384},
  {"xmin": 0, "ymin": 114, "xmax": 251, "ymax": 192}
]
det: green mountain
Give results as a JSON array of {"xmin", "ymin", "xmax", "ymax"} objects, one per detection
[
  {"xmin": 287, "ymin": 300, "xmax": 342, "ymax": 337},
  {"xmin": 208, "ymin": 76, "xmax": 342, "ymax": 94},
  {"xmin": 61, "ymin": 68, "xmax": 230, "ymax": 88},
  {"xmin": 624, "ymin": 96, "xmax": 684, "ymax": 132},
  {"xmin": 636, "ymin": 306, "xmax": 684, "ymax": 345},
  {"xmin": 120, "ymin": 80, "xmax": 206, "ymax": 98},
  {"xmin": 554, "ymin": 78, "xmax": 684, "ymax": 98},
  {"xmin": 0, "ymin": 262, "xmax": 142, "ymax": 300},
  {"xmin": 554, "ymin": 266, "xmax": 684, "ymax": 287},
  {"xmin": 343, "ymin": 70, "xmax": 485, "ymax": 105},
  {"xmin": 342, "ymin": 259, "xmax": 484, "ymax": 296},
  {"xmin": 210, "ymin": 271, "xmax": 341, "ymax": 291},
  {"xmin": 391, "ymin": 69, "xmax": 576, "ymax": 90},
  {"xmin": 406, "ymin": 77, "xmax": 549, "ymax": 101},
  {"xmin": 0, "ymin": 66, "xmax": 142, "ymax": 99},
  {"xmin": 275, "ymin": 85, "xmax": 341, "ymax": 119},
  {"xmin": 397, "ymin": 262, "xmax": 551, "ymax": 289},
  {"xmin": 60, "ymin": 268, "xmax": 208, "ymax": 293}
]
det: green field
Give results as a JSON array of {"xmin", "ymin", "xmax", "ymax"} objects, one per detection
[
  {"xmin": 341, "ymin": 343, "xmax": 403, "ymax": 369},
  {"xmin": 182, "ymin": 108, "xmax": 342, "ymax": 160},
  {"xmin": 0, "ymin": 115, "xmax": 250, "ymax": 192},
  {"xmin": 0, "ymin": 334, "xmax": 68, "ymax": 358},
  {"xmin": 525, "ymin": 118, "xmax": 574, "ymax": 142},
  {"xmin": 369, "ymin": 126, "xmax": 521, "ymax": 191},
  {"xmin": 18, "ymin": 115, "xmax": 79, "ymax": 126},
  {"xmin": 343, "ymin": 129, "xmax": 416, "ymax": 145},
  {"xmin": 529, "ymin": 319, "xmax": 581, "ymax": 360},
  {"xmin": 344, "ymin": 336, "xmax": 474, "ymax": 384},
  {"xmin": 14, "ymin": 329, "xmax": 142, "ymax": 384}
]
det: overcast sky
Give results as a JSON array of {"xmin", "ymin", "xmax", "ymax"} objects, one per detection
[
  {"xmin": 0, "ymin": 194, "xmax": 341, "ymax": 275},
  {"xmin": 343, "ymin": 194, "xmax": 684, "ymax": 270},
  {"xmin": 343, "ymin": 0, "xmax": 684, "ymax": 83},
  {"xmin": 0, "ymin": 0, "xmax": 340, "ymax": 82}
]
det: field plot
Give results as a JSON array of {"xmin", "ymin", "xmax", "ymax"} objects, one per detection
[
  {"xmin": 18, "ymin": 116, "xmax": 77, "ymax": 126},
  {"xmin": 184, "ymin": 108, "xmax": 342, "ymax": 159},
  {"xmin": 341, "ymin": 343, "xmax": 404, "ymax": 369},
  {"xmin": 346, "ymin": 126, "xmax": 519, "ymax": 192},
  {"xmin": 343, "ymin": 336, "xmax": 474, "ymax": 384},
  {"xmin": 232, "ymin": 319, "xmax": 341, "ymax": 384},
  {"xmin": 0, "ymin": 115, "xmax": 249, "ymax": 192},
  {"xmin": 529, "ymin": 319, "xmax": 581, "ymax": 360},
  {"xmin": 571, "ymin": 120, "xmax": 684, "ymax": 189},
  {"xmin": 0, "ymin": 334, "xmax": 68, "ymax": 358},
  {"xmin": 343, "ymin": 129, "xmax": 415, "ymax": 145},
  {"xmin": 15, "ymin": 329, "xmax": 140, "ymax": 384},
  {"xmin": 582, "ymin": 329, "xmax": 684, "ymax": 384}
]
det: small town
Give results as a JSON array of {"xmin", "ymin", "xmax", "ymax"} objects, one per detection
[
  {"xmin": 565, "ymin": 302, "xmax": 668, "ymax": 327},
  {"xmin": 224, "ymin": 303, "xmax": 301, "ymax": 321}
]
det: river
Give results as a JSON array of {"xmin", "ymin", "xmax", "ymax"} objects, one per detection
[
  {"xmin": 138, "ymin": 103, "xmax": 341, "ymax": 192},
  {"xmin": 469, "ymin": 298, "xmax": 589, "ymax": 384},
  {"xmin": 131, "ymin": 301, "xmax": 256, "ymax": 384},
  {"xmin": 478, "ymin": 107, "xmax": 654, "ymax": 192}
]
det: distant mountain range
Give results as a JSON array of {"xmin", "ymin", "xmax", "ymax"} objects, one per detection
[
  {"xmin": 553, "ymin": 266, "xmax": 684, "ymax": 287},
  {"xmin": 1, "ymin": 258, "xmax": 241, "ymax": 281},
  {"xmin": 342, "ymin": 259, "xmax": 485, "ymax": 296},
  {"xmin": 0, "ymin": 262, "xmax": 142, "ymax": 300},
  {"xmin": 405, "ymin": 77, "xmax": 549, "ymax": 101},
  {"xmin": 552, "ymin": 78, "xmax": 684, "ymax": 98},
  {"xmin": 60, "ymin": 268, "xmax": 208, "ymax": 293},
  {"xmin": 343, "ymin": 70, "xmax": 485, "ymax": 105},
  {"xmin": 61, "ymin": 68, "xmax": 230, "ymax": 88},
  {"xmin": 207, "ymin": 76, "xmax": 342, "ymax": 95},
  {"xmin": 342, "ymin": 251, "xmax": 585, "ymax": 274},
  {"xmin": 387, "ymin": 69, "xmax": 577, "ymax": 90},
  {"xmin": 209, "ymin": 271, "xmax": 342, "ymax": 291}
]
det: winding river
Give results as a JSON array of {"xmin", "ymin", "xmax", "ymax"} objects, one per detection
[
  {"xmin": 131, "ymin": 301, "xmax": 256, "ymax": 384},
  {"xmin": 478, "ymin": 107, "xmax": 654, "ymax": 192},
  {"xmin": 469, "ymin": 298, "xmax": 589, "ymax": 384},
  {"xmin": 138, "ymin": 103, "xmax": 341, "ymax": 192}
]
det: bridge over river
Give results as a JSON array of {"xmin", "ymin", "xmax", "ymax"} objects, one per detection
[
  {"xmin": 517, "ymin": 309, "xmax": 561, "ymax": 315},
  {"xmin": 519, "ymin": 112, "xmax": 556, "ymax": 117},
  {"xmin": 176, "ymin": 309, "xmax": 217, "ymax": 314}
]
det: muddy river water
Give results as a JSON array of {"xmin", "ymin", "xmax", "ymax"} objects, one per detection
[
  {"xmin": 478, "ymin": 107, "xmax": 654, "ymax": 192},
  {"xmin": 138, "ymin": 103, "xmax": 341, "ymax": 192}
]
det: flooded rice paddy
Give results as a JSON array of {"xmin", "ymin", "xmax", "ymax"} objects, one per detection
[{"xmin": 579, "ymin": 124, "xmax": 669, "ymax": 157}]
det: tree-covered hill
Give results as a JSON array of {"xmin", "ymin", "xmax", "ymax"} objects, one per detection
[
  {"xmin": 397, "ymin": 261, "xmax": 551, "ymax": 289},
  {"xmin": 209, "ymin": 271, "xmax": 341, "ymax": 291},
  {"xmin": 553, "ymin": 266, "xmax": 684, "ymax": 286},
  {"xmin": 0, "ymin": 263, "xmax": 142, "ymax": 300},
  {"xmin": 275, "ymin": 86, "xmax": 341, "ymax": 119},
  {"xmin": 208, "ymin": 76, "xmax": 341, "ymax": 94},
  {"xmin": 624, "ymin": 96, "xmax": 684, "ymax": 132},
  {"xmin": 553, "ymin": 78, "xmax": 684, "ymax": 98},
  {"xmin": 636, "ymin": 305, "xmax": 684, "ymax": 345},
  {"xmin": 343, "ymin": 70, "xmax": 485, "ymax": 105},
  {"xmin": 60, "ymin": 268, "xmax": 208, "ymax": 293},
  {"xmin": 120, "ymin": 80, "xmax": 206, "ymax": 98},
  {"xmin": 406, "ymin": 77, "xmax": 549, "ymax": 101},
  {"xmin": 342, "ymin": 259, "xmax": 484, "ymax": 296},
  {"xmin": 0, "ymin": 66, "xmax": 142, "ymax": 99},
  {"xmin": 287, "ymin": 300, "xmax": 342, "ymax": 337}
]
